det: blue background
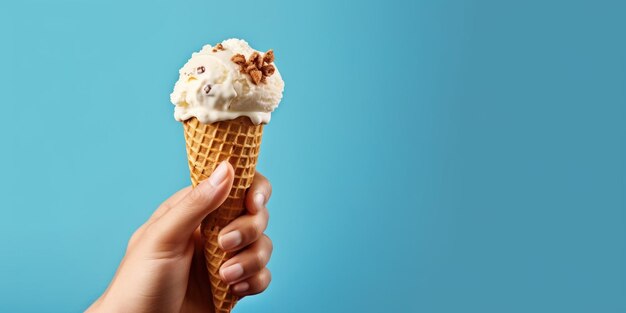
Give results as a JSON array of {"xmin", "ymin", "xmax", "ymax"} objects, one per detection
[{"xmin": 0, "ymin": 0, "xmax": 625, "ymax": 312}]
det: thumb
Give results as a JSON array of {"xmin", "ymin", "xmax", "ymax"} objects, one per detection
[{"xmin": 150, "ymin": 161, "xmax": 234, "ymax": 245}]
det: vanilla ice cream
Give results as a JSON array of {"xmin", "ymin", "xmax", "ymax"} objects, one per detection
[{"xmin": 170, "ymin": 38, "xmax": 284, "ymax": 125}]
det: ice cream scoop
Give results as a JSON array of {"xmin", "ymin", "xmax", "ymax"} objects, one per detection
[{"xmin": 170, "ymin": 38, "xmax": 284, "ymax": 125}]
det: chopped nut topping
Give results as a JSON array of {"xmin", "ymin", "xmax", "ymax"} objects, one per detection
[
  {"xmin": 263, "ymin": 50, "xmax": 274, "ymax": 64},
  {"xmin": 249, "ymin": 52, "xmax": 259, "ymax": 62},
  {"xmin": 230, "ymin": 49, "xmax": 277, "ymax": 85},
  {"xmin": 197, "ymin": 66, "xmax": 205, "ymax": 74},
  {"xmin": 231, "ymin": 54, "xmax": 246, "ymax": 65},
  {"xmin": 245, "ymin": 64, "xmax": 257, "ymax": 73},
  {"xmin": 212, "ymin": 43, "xmax": 226, "ymax": 53},
  {"xmin": 249, "ymin": 70, "xmax": 263, "ymax": 85},
  {"xmin": 203, "ymin": 84, "xmax": 212, "ymax": 94},
  {"xmin": 261, "ymin": 64, "xmax": 275, "ymax": 76}
]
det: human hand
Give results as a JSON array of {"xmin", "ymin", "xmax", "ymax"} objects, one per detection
[{"xmin": 86, "ymin": 161, "xmax": 273, "ymax": 313}]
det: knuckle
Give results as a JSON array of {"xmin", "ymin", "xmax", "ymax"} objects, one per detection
[
  {"xmin": 253, "ymin": 251, "xmax": 267, "ymax": 270},
  {"xmin": 127, "ymin": 228, "xmax": 143, "ymax": 250},
  {"xmin": 264, "ymin": 235, "xmax": 274, "ymax": 254},
  {"xmin": 143, "ymin": 223, "xmax": 158, "ymax": 237},
  {"xmin": 254, "ymin": 283, "xmax": 269, "ymax": 294},
  {"xmin": 142, "ymin": 223, "xmax": 167, "ymax": 246},
  {"xmin": 261, "ymin": 208, "xmax": 270, "ymax": 224},
  {"xmin": 155, "ymin": 202, "xmax": 170, "ymax": 216},
  {"xmin": 187, "ymin": 187, "xmax": 210, "ymax": 204},
  {"xmin": 251, "ymin": 269, "xmax": 271, "ymax": 294},
  {"xmin": 251, "ymin": 220, "xmax": 264, "ymax": 237},
  {"xmin": 266, "ymin": 182, "xmax": 272, "ymax": 198},
  {"xmin": 264, "ymin": 269, "xmax": 272, "ymax": 285},
  {"xmin": 128, "ymin": 223, "xmax": 163, "ymax": 252},
  {"xmin": 254, "ymin": 173, "xmax": 272, "ymax": 198}
]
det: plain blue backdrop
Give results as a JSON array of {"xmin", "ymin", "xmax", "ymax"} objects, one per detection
[{"xmin": 1, "ymin": 0, "xmax": 625, "ymax": 312}]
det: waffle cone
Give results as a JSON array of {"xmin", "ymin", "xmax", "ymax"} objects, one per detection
[{"xmin": 183, "ymin": 116, "xmax": 263, "ymax": 313}]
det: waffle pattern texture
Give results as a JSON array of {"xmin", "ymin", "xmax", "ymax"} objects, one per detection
[{"xmin": 183, "ymin": 116, "xmax": 263, "ymax": 313}]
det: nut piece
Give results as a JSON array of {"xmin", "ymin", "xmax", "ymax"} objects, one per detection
[
  {"xmin": 261, "ymin": 64, "xmax": 275, "ymax": 76},
  {"xmin": 230, "ymin": 49, "xmax": 277, "ymax": 85},
  {"xmin": 248, "ymin": 52, "xmax": 260, "ymax": 66},
  {"xmin": 245, "ymin": 64, "xmax": 257, "ymax": 73},
  {"xmin": 249, "ymin": 70, "xmax": 263, "ymax": 85},
  {"xmin": 231, "ymin": 54, "xmax": 246, "ymax": 65},
  {"xmin": 212, "ymin": 43, "xmax": 226, "ymax": 53},
  {"xmin": 263, "ymin": 50, "xmax": 274, "ymax": 64},
  {"xmin": 255, "ymin": 55, "xmax": 264, "ymax": 68}
]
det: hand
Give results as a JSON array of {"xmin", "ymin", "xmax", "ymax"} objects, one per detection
[{"xmin": 86, "ymin": 161, "xmax": 273, "ymax": 313}]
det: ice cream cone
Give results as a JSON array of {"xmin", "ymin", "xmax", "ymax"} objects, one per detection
[
  {"xmin": 183, "ymin": 116, "xmax": 263, "ymax": 313},
  {"xmin": 172, "ymin": 39, "xmax": 283, "ymax": 312}
]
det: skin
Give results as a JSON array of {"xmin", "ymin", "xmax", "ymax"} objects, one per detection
[{"xmin": 86, "ymin": 161, "xmax": 273, "ymax": 313}]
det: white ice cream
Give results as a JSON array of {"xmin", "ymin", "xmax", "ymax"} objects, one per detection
[{"xmin": 170, "ymin": 39, "xmax": 284, "ymax": 125}]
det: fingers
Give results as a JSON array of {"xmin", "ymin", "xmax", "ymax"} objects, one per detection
[
  {"xmin": 219, "ymin": 235, "xmax": 273, "ymax": 286},
  {"xmin": 217, "ymin": 172, "xmax": 271, "ymax": 251},
  {"xmin": 215, "ymin": 172, "xmax": 273, "ymax": 297},
  {"xmin": 149, "ymin": 161, "xmax": 234, "ymax": 245},
  {"xmin": 217, "ymin": 205, "xmax": 269, "ymax": 251},
  {"xmin": 245, "ymin": 172, "xmax": 272, "ymax": 214},
  {"xmin": 230, "ymin": 268, "xmax": 272, "ymax": 296}
]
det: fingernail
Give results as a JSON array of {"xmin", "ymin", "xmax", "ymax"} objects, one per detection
[
  {"xmin": 221, "ymin": 263, "xmax": 244, "ymax": 282},
  {"xmin": 219, "ymin": 231, "xmax": 242, "ymax": 250},
  {"xmin": 208, "ymin": 162, "xmax": 229, "ymax": 187},
  {"xmin": 254, "ymin": 193, "xmax": 266, "ymax": 208},
  {"xmin": 232, "ymin": 282, "xmax": 249, "ymax": 293}
]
